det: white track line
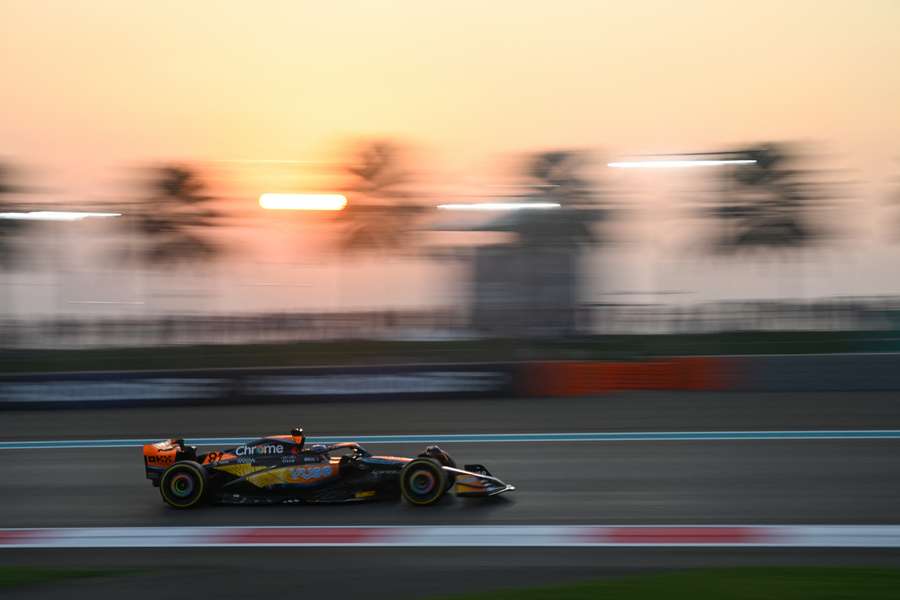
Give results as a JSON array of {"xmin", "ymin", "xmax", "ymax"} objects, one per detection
[
  {"xmin": 3, "ymin": 525, "xmax": 900, "ymax": 548},
  {"xmin": 4, "ymin": 430, "xmax": 900, "ymax": 451}
]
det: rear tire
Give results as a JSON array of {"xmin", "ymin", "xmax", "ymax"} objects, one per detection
[
  {"xmin": 400, "ymin": 458, "xmax": 447, "ymax": 506},
  {"xmin": 160, "ymin": 461, "xmax": 208, "ymax": 509}
]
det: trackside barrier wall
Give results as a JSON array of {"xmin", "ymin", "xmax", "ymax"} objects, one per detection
[
  {"xmin": 732, "ymin": 353, "xmax": 900, "ymax": 392},
  {"xmin": 518, "ymin": 354, "xmax": 900, "ymax": 396},
  {"xmin": 5, "ymin": 354, "xmax": 900, "ymax": 407},
  {"xmin": 520, "ymin": 358, "xmax": 736, "ymax": 396},
  {"xmin": 0, "ymin": 364, "xmax": 517, "ymax": 409}
]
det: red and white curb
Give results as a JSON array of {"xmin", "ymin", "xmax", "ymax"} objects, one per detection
[{"xmin": 3, "ymin": 525, "xmax": 900, "ymax": 548}]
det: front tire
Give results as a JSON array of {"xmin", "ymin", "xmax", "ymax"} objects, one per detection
[
  {"xmin": 419, "ymin": 447, "xmax": 457, "ymax": 491},
  {"xmin": 400, "ymin": 458, "xmax": 447, "ymax": 506},
  {"xmin": 160, "ymin": 461, "xmax": 208, "ymax": 509}
]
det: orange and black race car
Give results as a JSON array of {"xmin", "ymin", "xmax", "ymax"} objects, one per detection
[{"xmin": 143, "ymin": 427, "xmax": 514, "ymax": 508}]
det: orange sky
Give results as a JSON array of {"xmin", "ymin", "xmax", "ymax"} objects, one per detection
[
  {"xmin": 3, "ymin": 0, "xmax": 899, "ymax": 194},
  {"xmin": 2, "ymin": 1, "xmax": 900, "ymax": 314}
]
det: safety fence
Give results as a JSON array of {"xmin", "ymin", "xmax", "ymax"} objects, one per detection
[
  {"xmin": 3, "ymin": 353, "xmax": 900, "ymax": 408},
  {"xmin": 4, "ymin": 297, "xmax": 900, "ymax": 350}
]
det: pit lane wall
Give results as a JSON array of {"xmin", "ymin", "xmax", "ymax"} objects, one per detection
[{"xmin": 3, "ymin": 354, "xmax": 900, "ymax": 408}]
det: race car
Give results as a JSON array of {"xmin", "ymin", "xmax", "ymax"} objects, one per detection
[{"xmin": 143, "ymin": 427, "xmax": 514, "ymax": 508}]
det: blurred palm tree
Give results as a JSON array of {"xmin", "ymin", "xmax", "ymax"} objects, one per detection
[
  {"xmin": 466, "ymin": 150, "xmax": 611, "ymax": 336},
  {"xmin": 488, "ymin": 150, "xmax": 609, "ymax": 248},
  {"xmin": 331, "ymin": 140, "xmax": 427, "ymax": 314},
  {"xmin": 528, "ymin": 151, "xmax": 593, "ymax": 203},
  {"xmin": 0, "ymin": 161, "xmax": 31, "ymax": 271},
  {"xmin": 702, "ymin": 143, "xmax": 834, "ymax": 304},
  {"xmin": 706, "ymin": 143, "xmax": 827, "ymax": 256},
  {"xmin": 0, "ymin": 161, "xmax": 34, "ymax": 322},
  {"xmin": 125, "ymin": 165, "xmax": 221, "ymax": 266},
  {"xmin": 337, "ymin": 140, "xmax": 425, "ymax": 254},
  {"xmin": 890, "ymin": 165, "xmax": 900, "ymax": 242}
]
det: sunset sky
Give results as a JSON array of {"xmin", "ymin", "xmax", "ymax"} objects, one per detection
[
  {"xmin": 2, "ymin": 1, "xmax": 900, "ymax": 314},
  {"xmin": 4, "ymin": 1, "xmax": 899, "ymax": 186}
]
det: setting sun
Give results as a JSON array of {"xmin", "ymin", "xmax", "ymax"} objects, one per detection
[{"xmin": 259, "ymin": 193, "xmax": 347, "ymax": 211}]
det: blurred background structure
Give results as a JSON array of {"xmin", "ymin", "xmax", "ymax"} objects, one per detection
[
  {"xmin": 1, "ymin": 0, "xmax": 898, "ymax": 359},
  {"xmin": 0, "ymin": 140, "xmax": 895, "ymax": 352}
]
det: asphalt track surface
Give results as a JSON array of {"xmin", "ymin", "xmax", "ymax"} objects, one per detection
[{"xmin": 3, "ymin": 391, "xmax": 900, "ymax": 598}]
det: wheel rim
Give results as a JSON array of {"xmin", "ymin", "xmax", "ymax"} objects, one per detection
[
  {"xmin": 409, "ymin": 470, "xmax": 436, "ymax": 496},
  {"xmin": 170, "ymin": 473, "xmax": 195, "ymax": 498}
]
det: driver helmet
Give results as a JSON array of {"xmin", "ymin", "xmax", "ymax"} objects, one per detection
[{"xmin": 290, "ymin": 427, "xmax": 305, "ymax": 449}]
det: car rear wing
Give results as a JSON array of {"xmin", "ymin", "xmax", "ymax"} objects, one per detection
[{"xmin": 143, "ymin": 438, "xmax": 195, "ymax": 486}]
